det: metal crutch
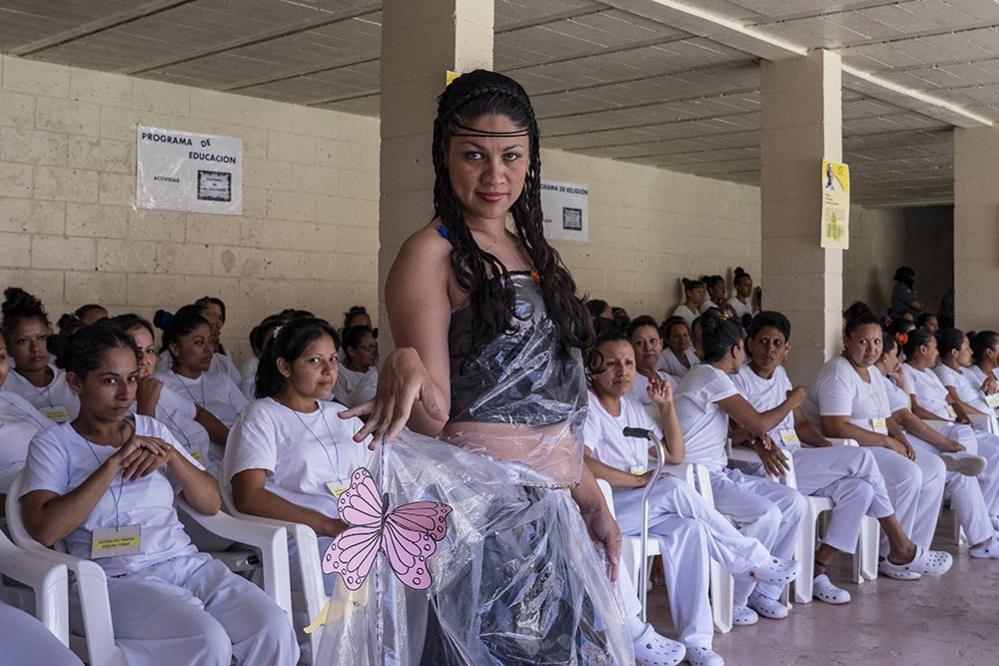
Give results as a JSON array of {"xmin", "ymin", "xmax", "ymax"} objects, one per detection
[{"xmin": 623, "ymin": 426, "xmax": 666, "ymax": 622}]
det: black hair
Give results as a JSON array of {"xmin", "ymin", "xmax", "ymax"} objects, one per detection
[
  {"xmin": 434, "ymin": 70, "xmax": 592, "ymax": 360},
  {"xmin": 249, "ymin": 314, "xmax": 286, "ymax": 356},
  {"xmin": 970, "ymin": 331, "xmax": 999, "ymax": 364},
  {"xmin": 842, "ymin": 301, "xmax": 873, "ymax": 321},
  {"xmin": 681, "ymin": 277, "xmax": 704, "ymax": 297},
  {"xmin": 160, "ymin": 305, "xmax": 211, "ymax": 359},
  {"xmin": 660, "ymin": 315, "xmax": 690, "ymax": 341},
  {"xmin": 882, "ymin": 329, "xmax": 897, "ymax": 356},
  {"xmin": 341, "ymin": 325, "xmax": 375, "ymax": 366},
  {"xmin": 611, "ymin": 307, "xmax": 630, "ymax": 332},
  {"xmin": 587, "ymin": 326, "xmax": 632, "ymax": 375},
  {"xmin": 627, "ymin": 315, "xmax": 660, "ymax": 339},
  {"xmin": 748, "ymin": 311, "xmax": 791, "ymax": 341},
  {"xmin": 255, "ymin": 317, "xmax": 341, "ymax": 399},
  {"xmin": 733, "ymin": 267, "xmax": 752, "ymax": 286},
  {"xmin": 56, "ymin": 313, "xmax": 84, "ymax": 335},
  {"xmin": 111, "ymin": 313, "xmax": 154, "ymax": 340},
  {"xmin": 194, "ymin": 296, "xmax": 226, "ymax": 323},
  {"xmin": 844, "ymin": 304, "xmax": 883, "ymax": 337},
  {"xmin": 75, "ymin": 304, "xmax": 106, "ymax": 320},
  {"xmin": 1, "ymin": 287, "xmax": 50, "ymax": 340},
  {"xmin": 916, "ymin": 312, "xmax": 937, "ymax": 328},
  {"xmin": 887, "ymin": 318, "xmax": 915, "ymax": 336},
  {"xmin": 699, "ymin": 308, "xmax": 743, "ymax": 363},
  {"xmin": 893, "ymin": 266, "xmax": 915, "ymax": 284},
  {"xmin": 701, "ymin": 275, "xmax": 725, "ymax": 291},
  {"xmin": 342, "ymin": 305, "xmax": 369, "ymax": 329},
  {"xmin": 585, "ymin": 299, "xmax": 610, "ymax": 319},
  {"xmin": 282, "ymin": 308, "xmax": 315, "ymax": 320},
  {"xmin": 938, "ymin": 328, "xmax": 966, "ymax": 359},
  {"xmin": 901, "ymin": 328, "xmax": 934, "ymax": 358},
  {"xmin": 48, "ymin": 320, "xmax": 138, "ymax": 379}
]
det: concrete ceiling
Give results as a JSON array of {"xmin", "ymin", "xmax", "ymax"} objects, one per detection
[{"xmin": 2, "ymin": 0, "xmax": 994, "ymax": 206}]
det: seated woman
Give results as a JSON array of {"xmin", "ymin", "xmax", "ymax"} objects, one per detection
[
  {"xmin": 965, "ymin": 330, "xmax": 999, "ymax": 397},
  {"xmin": 0, "ymin": 602, "xmax": 82, "ymax": 666},
  {"xmin": 226, "ymin": 318, "xmax": 372, "ymax": 598},
  {"xmin": 727, "ymin": 268, "xmax": 755, "ymax": 322},
  {"xmin": 734, "ymin": 312, "xmax": 949, "ymax": 601},
  {"xmin": 699, "ymin": 275, "xmax": 736, "ymax": 318},
  {"xmin": 18, "ymin": 323, "xmax": 297, "ymax": 666},
  {"xmin": 900, "ymin": 330, "xmax": 999, "ymax": 557},
  {"xmin": 154, "ymin": 299, "xmax": 239, "ymax": 385},
  {"xmin": 241, "ymin": 314, "xmax": 285, "ymax": 400},
  {"xmin": 0, "ymin": 334, "xmax": 54, "ymax": 510},
  {"xmin": 659, "ymin": 316, "xmax": 700, "ymax": 378},
  {"xmin": 155, "ymin": 306, "xmax": 247, "ymax": 430},
  {"xmin": 586, "ymin": 330, "xmax": 796, "ymax": 666},
  {"xmin": 935, "ymin": 328, "xmax": 999, "ymax": 429},
  {"xmin": 802, "ymin": 307, "xmax": 952, "ymax": 578},
  {"xmin": 342, "ymin": 305, "xmax": 371, "ymax": 330},
  {"xmin": 673, "ymin": 310, "xmax": 808, "ymax": 624},
  {"xmin": 332, "ymin": 325, "xmax": 378, "ymax": 407},
  {"xmin": 671, "ymin": 278, "xmax": 706, "ymax": 327},
  {"xmin": 1, "ymin": 288, "xmax": 79, "ymax": 423},
  {"xmin": 114, "ymin": 314, "xmax": 228, "ymax": 473},
  {"xmin": 626, "ymin": 315, "xmax": 677, "ymax": 405}
]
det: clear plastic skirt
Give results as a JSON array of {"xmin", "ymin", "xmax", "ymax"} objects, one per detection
[{"xmin": 314, "ymin": 430, "xmax": 633, "ymax": 665}]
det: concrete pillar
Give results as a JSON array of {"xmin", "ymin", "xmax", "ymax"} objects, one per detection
[
  {"xmin": 760, "ymin": 50, "xmax": 843, "ymax": 383},
  {"xmin": 953, "ymin": 128, "xmax": 999, "ymax": 331},
  {"xmin": 378, "ymin": 0, "xmax": 493, "ymax": 348}
]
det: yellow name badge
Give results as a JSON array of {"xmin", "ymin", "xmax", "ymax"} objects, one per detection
[
  {"xmin": 871, "ymin": 418, "xmax": 889, "ymax": 435},
  {"xmin": 986, "ymin": 394, "xmax": 999, "ymax": 409},
  {"xmin": 91, "ymin": 525, "xmax": 141, "ymax": 559},
  {"xmin": 946, "ymin": 405, "xmax": 958, "ymax": 420},
  {"xmin": 629, "ymin": 465, "xmax": 646, "ymax": 476},
  {"xmin": 779, "ymin": 429, "xmax": 800, "ymax": 446},
  {"xmin": 43, "ymin": 406, "xmax": 70, "ymax": 423},
  {"xmin": 327, "ymin": 481, "xmax": 349, "ymax": 498}
]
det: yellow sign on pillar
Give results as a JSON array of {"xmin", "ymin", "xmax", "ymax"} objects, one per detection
[{"xmin": 820, "ymin": 159, "xmax": 850, "ymax": 249}]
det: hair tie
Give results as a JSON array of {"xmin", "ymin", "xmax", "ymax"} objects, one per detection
[
  {"xmin": 896, "ymin": 332, "xmax": 908, "ymax": 346},
  {"xmin": 272, "ymin": 325, "xmax": 283, "ymax": 341}
]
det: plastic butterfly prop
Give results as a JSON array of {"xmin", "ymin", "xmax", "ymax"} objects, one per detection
[{"xmin": 322, "ymin": 467, "xmax": 452, "ymax": 591}]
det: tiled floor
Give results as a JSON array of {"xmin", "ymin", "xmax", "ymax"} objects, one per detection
[{"xmin": 645, "ymin": 510, "xmax": 999, "ymax": 665}]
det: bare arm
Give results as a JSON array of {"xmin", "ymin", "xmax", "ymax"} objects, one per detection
[
  {"xmin": 908, "ymin": 394, "xmax": 946, "ymax": 422},
  {"xmin": 792, "ymin": 408, "xmax": 832, "ymax": 448},
  {"xmin": 232, "ymin": 469, "xmax": 346, "ymax": 537},
  {"xmin": 583, "ymin": 452, "xmax": 646, "ymax": 489},
  {"xmin": 162, "ymin": 440, "xmax": 221, "ymax": 514},
  {"xmin": 718, "ymin": 387, "xmax": 805, "ymax": 438},
  {"xmin": 194, "ymin": 406, "xmax": 229, "ymax": 446},
  {"xmin": 648, "ymin": 380, "xmax": 684, "ymax": 464},
  {"xmin": 893, "ymin": 409, "xmax": 964, "ymax": 452}
]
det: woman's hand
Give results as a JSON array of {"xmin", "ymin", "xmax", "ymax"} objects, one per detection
[
  {"xmin": 118, "ymin": 435, "xmax": 173, "ymax": 481},
  {"xmin": 636, "ymin": 470, "xmax": 671, "ymax": 487},
  {"xmin": 785, "ymin": 387, "xmax": 807, "ymax": 410},
  {"xmin": 752, "ymin": 436, "xmax": 791, "ymax": 477},
  {"xmin": 938, "ymin": 438, "xmax": 965, "ymax": 453},
  {"xmin": 579, "ymin": 501, "xmax": 622, "ymax": 583},
  {"xmin": 884, "ymin": 436, "xmax": 916, "ymax": 460},
  {"xmin": 341, "ymin": 347, "xmax": 448, "ymax": 447},
  {"xmin": 982, "ymin": 375, "xmax": 998, "ymax": 395},
  {"xmin": 647, "ymin": 375, "xmax": 674, "ymax": 408},
  {"xmin": 135, "ymin": 376, "xmax": 163, "ymax": 416}
]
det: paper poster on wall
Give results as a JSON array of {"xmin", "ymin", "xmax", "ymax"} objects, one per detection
[
  {"xmin": 136, "ymin": 125, "xmax": 243, "ymax": 215},
  {"xmin": 820, "ymin": 159, "xmax": 849, "ymax": 249},
  {"xmin": 541, "ymin": 180, "xmax": 588, "ymax": 242}
]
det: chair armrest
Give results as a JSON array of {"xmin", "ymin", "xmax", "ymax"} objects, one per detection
[
  {"xmin": 176, "ymin": 499, "xmax": 292, "ymax": 618},
  {"xmin": 968, "ymin": 413, "xmax": 993, "ymax": 428},
  {"xmin": 0, "ymin": 534, "xmax": 69, "ymax": 646},
  {"xmin": 728, "ymin": 446, "xmax": 762, "ymax": 465}
]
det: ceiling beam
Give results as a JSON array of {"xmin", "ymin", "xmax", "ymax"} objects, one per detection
[
  {"xmin": 495, "ymin": 3, "xmax": 608, "ymax": 33},
  {"xmin": 544, "ymin": 107, "xmax": 758, "ymax": 139},
  {"xmin": 223, "ymin": 56, "xmax": 378, "ymax": 92},
  {"xmin": 503, "ymin": 33, "xmax": 691, "ymax": 72},
  {"xmin": 744, "ymin": 0, "xmax": 915, "ymax": 27},
  {"xmin": 9, "ymin": 0, "xmax": 195, "ymax": 56}
]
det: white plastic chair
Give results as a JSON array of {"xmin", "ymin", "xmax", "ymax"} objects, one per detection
[
  {"xmin": 221, "ymin": 483, "xmax": 327, "ymax": 663},
  {"xmin": 0, "ymin": 528, "xmax": 70, "ymax": 646},
  {"xmin": 6, "ymin": 474, "xmax": 292, "ymax": 666}
]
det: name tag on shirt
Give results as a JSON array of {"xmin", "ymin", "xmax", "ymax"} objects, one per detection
[
  {"xmin": 945, "ymin": 405, "xmax": 958, "ymax": 420},
  {"xmin": 91, "ymin": 526, "xmax": 141, "ymax": 558},
  {"xmin": 779, "ymin": 429, "xmax": 800, "ymax": 446},
  {"xmin": 42, "ymin": 406, "xmax": 70, "ymax": 423},
  {"xmin": 629, "ymin": 465, "xmax": 646, "ymax": 476},
  {"xmin": 871, "ymin": 418, "xmax": 889, "ymax": 435},
  {"xmin": 327, "ymin": 481, "xmax": 349, "ymax": 498},
  {"xmin": 190, "ymin": 450, "xmax": 203, "ymax": 462},
  {"xmin": 986, "ymin": 394, "xmax": 999, "ymax": 409}
]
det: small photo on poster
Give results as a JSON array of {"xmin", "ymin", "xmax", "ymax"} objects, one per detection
[
  {"xmin": 198, "ymin": 170, "xmax": 232, "ymax": 202},
  {"xmin": 562, "ymin": 207, "xmax": 582, "ymax": 231}
]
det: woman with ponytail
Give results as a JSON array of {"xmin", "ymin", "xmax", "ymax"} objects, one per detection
[
  {"xmin": 728, "ymin": 268, "xmax": 755, "ymax": 320},
  {"xmin": 671, "ymin": 278, "xmax": 706, "ymax": 326},
  {"xmin": 319, "ymin": 70, "xmax": 680, "ymax": 665},
  {"xmin": 935, "ymin": 329, "xmax": 999, "ymax": 418},
  {"xmin": 966, "ymin": 330, "xmax": 999, "ymax": 395}
]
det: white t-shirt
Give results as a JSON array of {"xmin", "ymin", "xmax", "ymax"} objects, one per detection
[
  {"xmin": 240, "ymin": 357, "xmax": 259, "ymax": 401},
  {"xmin": 156, "ymin": 350, "xmax": 240, "ymax": 384},
  {"xmin": 332, "ymin": 366, "xmax": 378, "ymax": 407},
  {"xmin": 20, "ymin": 415, "xmax": 203, "ymax": 576},
  {"xmin": 659, "ymin": 347, "xmax": 699, "ymax": 377},
  {"xmin": 674, "ymin": 364, "xmax": 738, "ymax": 470},
  {"xmin": 902, "ymin": 364, "xmax": 953, "ymax": 421},
  {"xmin": 583, "ymin": 391, "xmax": 662, "ymax": 474},
  {"xmin": 728, "ymin": 296, "xmax": 753, "ymax": 320},
  {"xmin": 699, "ymin": 299, "xmax": 719, "ymax": 314},
  {"xmin": 804, "ymin": 356, "xmax": 893, "ymax": 433},
  {"xmin": 0, "ymin": 390, "xmax": 53, "ymax": 493},
  {"xmin": 964, "ymin": 365, "xmax": 999, "ymax": 391},
  {"xmin": 885, "ymin": 377, "xmax": 912, "ymax": 414},
  {"xmin": 224, "ymin": 398, "xmax": 372, "ymax": 518},
  {"xmin": 156, "ymin": 369, "xmax": 247, "ymax": 429},
  {"xmin": 2, "ymin": 366, "xmax": 79, "ymax": 423},
  {"xmin": 671, "ymin": 304, "xmax": 699, "ymax": 327},
  {"xmin": 127, "ymin": 385, "xmax": 212, "ymax": 468},
  {"xmin": 934, "ymin": 364, "xmax": 992, "ymax": 413},
  {"xmin": 732, "ymin": 364, "xmax": 797, "ymax": 450},
  {"xmin": 627, "ymin": 370, "xmax": 678, "ymax": 406}
]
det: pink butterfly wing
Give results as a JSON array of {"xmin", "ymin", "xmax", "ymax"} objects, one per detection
[
  {"xmin": 381, "ymin": 521, "xmax": 438, "ymax": 590},
  {"xmin": 322, "ymin": 523, "xmax": 381, "ymax": 590},
  {"xmin": 338, "ymin": 467, "xmax": 383, "ymax": 528},
  {"xmin": 387, "ymin": 501, "xmax": 452, "ymax": 541}
]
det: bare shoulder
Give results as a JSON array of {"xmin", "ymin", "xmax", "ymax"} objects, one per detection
[
  {"xmin": 395, "ymin": 223, "xmax": 452, "ymax": 267},
  {"xmin": 388, "ymin": 222, "xmax": 453, "ymax": 291}
]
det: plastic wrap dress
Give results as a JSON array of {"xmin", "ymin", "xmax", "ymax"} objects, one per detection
[{"xmin": 314, "ymin": 272, "xmax": 633, "ymax": 665}]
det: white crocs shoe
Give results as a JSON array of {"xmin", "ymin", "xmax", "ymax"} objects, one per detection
[
  {"xmin": 812, "ymin": 574, "xmax": 851, "ymax": 604},
  {"xmin": 748, "ymin": 591, "xmax": 789, "ymax": 619},
  {"xmin": 748, "ymin": 557, "xmax": 799, "ymax": 586},
  {"xmin": 879, "ymin": 546, "xmax": 952, "ymax": 579},
  {"xmin": 685, "ymin": 646, "xmax": 725, "ymax": 666},
  {"xmin": 732, "ymin": 605, "xmax": 758, "ymax": 626},
  {"xmin": 941, "ymin": 452, "xmax": 988, "ymax": 477},
  {"xmin": 969, "ymin": 535, "xmax": 999, "ymax": 559},
  {"xmin": 633, "ymin": 624, "xmax": 686, "ymax": 666}
]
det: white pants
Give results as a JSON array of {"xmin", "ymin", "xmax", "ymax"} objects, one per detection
[
  {"xmin": 614, "ymin": 476, "xmax": 772, "ymax": 649},
  {"xmin": 943, "ymin": 421, "xmax": 999, "ymax": 517},
  {"xmin": 709, "ymin": 468, "xmax": 808, "ymax": 605},
  {"xmin": 916, "ymin": 424, "xmax": 996, "ymax": 544},
  {"xmin": 0, "ymin": 602, "xmax": 82, "ymax": 665},
  {"xmin": 868, "ymin": 444, "xmax": 946, "ymax": 553},
  {"xmin": 790, "ymin": 447, "xmax": 895, "ymax": 554},
  {"xmin": 73, "ymin": 553, "xmax": 299, "ymax": 666}
]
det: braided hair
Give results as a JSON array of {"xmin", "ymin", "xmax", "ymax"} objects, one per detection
[{"xmin": 432, "ymin": 70, "xmax": 592, "ymax": 358}]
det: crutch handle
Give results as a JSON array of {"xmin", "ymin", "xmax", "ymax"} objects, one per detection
[{"xmin": 623, "ymin": 427, "xmax": 653, "ymax": 439}]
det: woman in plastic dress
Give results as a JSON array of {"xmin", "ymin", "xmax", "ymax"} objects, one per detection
[{"xmin": 315, "ymin": 70, "xmax": 687, "ymax": 665}]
